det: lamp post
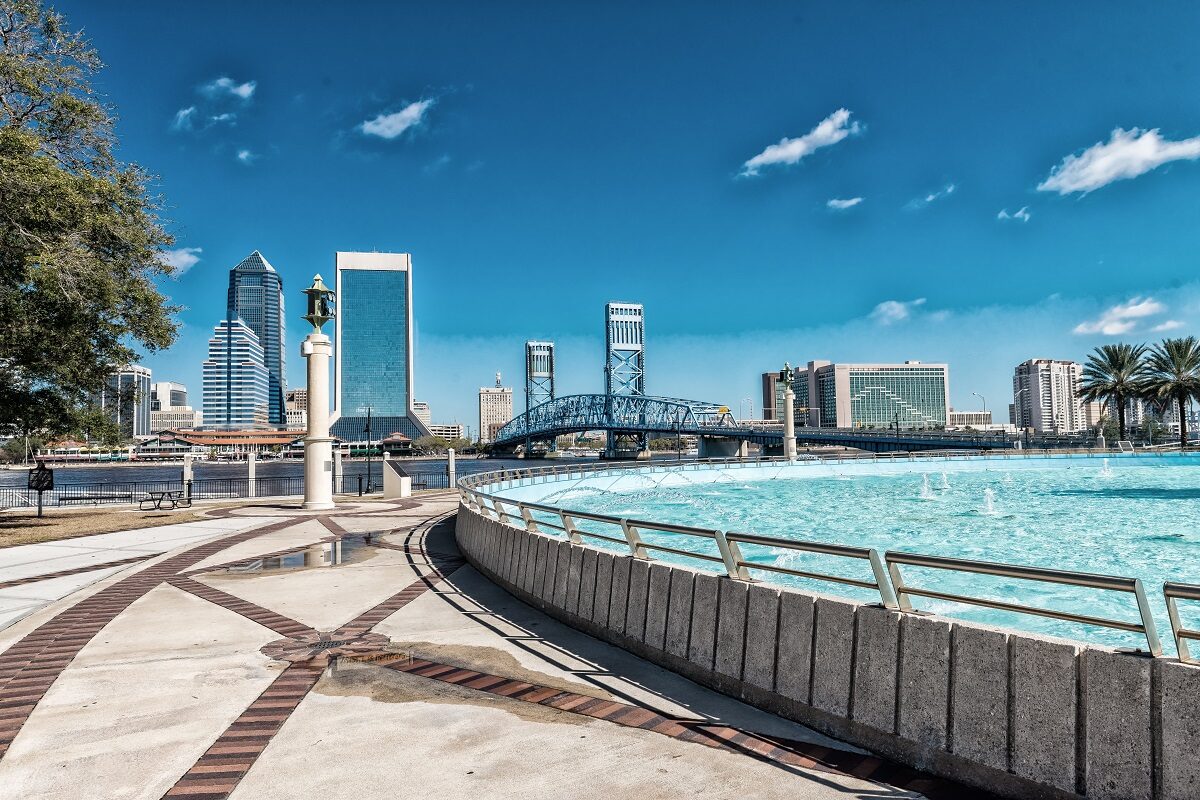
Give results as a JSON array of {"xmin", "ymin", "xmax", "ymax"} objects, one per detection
[
  {"xmin": 1014, "ymin": 387, "xmax": 1030, "ymax": 450},
  {"xmin": 301, "ymin": 275, "xmax": 336, "ymax": 510},
  {"xmin": 972, "ymin": 392, "xmax": 987, "ymax": 413},
  {"xmin": 781, "ymin": 364, "xmax": 797, "ymax": 460},
  {"xmin": 358, "ymin": 405, "xmax": 374, "ymax": 493}
]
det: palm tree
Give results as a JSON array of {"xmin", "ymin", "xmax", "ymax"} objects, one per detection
[
  {"xmin": 1079, "ymin": 343, "xmax": 1148, "ymax": 442},
  {"xmin": 1142, "ymin": 336, "xmax": 1200, "ymax": 449}
]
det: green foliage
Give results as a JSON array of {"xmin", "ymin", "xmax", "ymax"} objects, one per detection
[
  {"xmin": 413, "ymin": 435, "xmax": 450, "ymax": 453},
  {"xmin": 1078, "ymin": 343, "xmax": 1148, "ymax": 440},
  {"xmin": 0, "ymin": 1, "xmax": 176, "ymax": 438},
  {"xmin": 1142, "ymin": 336, "xmax": 1200, "ymax": 448},
  {"xmin": 0, "ymin": 434, "xmax": 41, "ymax": 462},
  {"xmin": 447, "ymin": 437, "xmax": 472, "ymax": 452}
]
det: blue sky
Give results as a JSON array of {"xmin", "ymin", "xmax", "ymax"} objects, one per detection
[{"xmin": 63, "ymin": 1, "xmax": 1200, "ymax": 427}]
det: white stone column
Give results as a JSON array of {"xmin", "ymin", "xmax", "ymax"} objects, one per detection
[
  {"xmin": 247, "ymin": 452, "xmax": 257, "ymax": 498},
  {"xmin": 447, "ymin": 448, "xmax": 457, "ymax": 488},
  {"xmin": 302, "ymin": 332, "xmax": 335, "ymax": 510},
  {"xmin": 783, "ymin": 383, "xmax": 797, "ymax": 460},
  {"xmin": 332, "ymin": 449, "xmax": 343, "ymax": 495},
  {"xmin": 182, "ymin": 453, "xmax": 194, "ymax": 499}
]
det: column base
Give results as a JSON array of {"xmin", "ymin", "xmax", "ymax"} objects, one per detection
[{"xmin": 302, "ymin": 500, "xmax": 336, "ymax": 511}]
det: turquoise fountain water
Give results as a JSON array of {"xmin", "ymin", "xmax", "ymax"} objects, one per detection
[{"xmin": 520, "ymin": 454, "xmax": 1200, "ymax": 653}]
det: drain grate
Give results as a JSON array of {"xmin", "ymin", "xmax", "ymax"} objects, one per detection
[{"xmin": 311, "ymin": 640, "xmax": 347, "ymax": 650}]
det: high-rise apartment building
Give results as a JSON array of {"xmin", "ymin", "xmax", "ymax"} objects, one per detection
[
  {"xmin": 203, "ymin": 319, "xmax": 269, "ymax": 429},
  {"xmin": 786, "ymin": 360, "xmax": 948, "ymax": 429},
  {"xmin": 227, "ymin": 251, "xmax": 286, "ymax": 426},
  {"xmin": 479, "ymin": 373, "xmax": 514, "ymax": 443},
  {"xmin": 99, "ymin": 365, "xmax": 152, "ymax": 439},
  {"xmin": 1012, "ymin": 359, "xmax": 1085, "ymax": 434},
  {"xmin": 331, "ymin": 252, "xmax": 431, "ymax": 443}
]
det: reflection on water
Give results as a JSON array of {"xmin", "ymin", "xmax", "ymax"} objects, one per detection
[{"xmin": 221, "ymin": 535, "xmax": 376, "ymax": 574}]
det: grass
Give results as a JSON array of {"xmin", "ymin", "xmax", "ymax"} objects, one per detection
[{"xmin": 0, "ymin": 505, "xmax": 212, "ymax": 548}]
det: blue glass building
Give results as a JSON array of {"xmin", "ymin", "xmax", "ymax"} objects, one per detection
[
  {"xmin": 202, "ymin": 319, "xmax": 270, "ymax": 429},
  {"xmin": 331, "ymin": 252, "xmax": 431, "ymax": 442},
  {"xmin": 227, "ymin": 251, "xmax": 286, "ymax": 426}
]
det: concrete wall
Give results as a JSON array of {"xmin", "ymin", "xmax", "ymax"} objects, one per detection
[{"xmin": 455, "ymin": 504, "xmax": 1200, "ymax": 800}]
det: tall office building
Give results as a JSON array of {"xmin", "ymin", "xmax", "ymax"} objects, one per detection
[
  {"xmin": 202, "ymin": 319, "xmax": 269, "ymax": 429},
  {"xmin": 150, "ymin": 381, "xmax": 188, "ymax": 411},
  {"xmin": 99, "ymin": 365, "xmax": 152, "ymax": 439},
  {"xmin": 761, "ymin": 367, "xmax": 809, "ymax": 424},
  {"xmin": 413, "ymin": 401, "xmax": 432, "ymax": 426},
  {"xmin": 1012, "ymin": 359, "xmax": 1085, "ymax": 434},
  {"xmin": 788, "ymin": 360, "xmax": 949, "ymax": 429},
  {"xmin": 331, "ymin": 251, "xmax": 431, "ymax": 442},
  {"xmin": 227, "ymin": 251, "xmax": 286, "ymax": 426},
  {"xmin": 479, "ymin": 373, "xmax": 514, "ymax": 443},
  {"xmin": 525, "ymin": 341, "xmax": 555, "ymax": 411}
]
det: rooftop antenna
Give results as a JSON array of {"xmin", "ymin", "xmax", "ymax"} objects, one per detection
[{"xmin": 495, "ymin": 371, "xmax": 502, "ymax": 388}]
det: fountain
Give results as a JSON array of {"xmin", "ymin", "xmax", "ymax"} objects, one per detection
[
  {"xmin": 1098, "ymin": 458, "xmax": 1114, "ymax": 478},
  {"xmin": 919, "ymin": 473, "xmax": 936, "ymax": 500},
  {"xmin": 940, "ymin": 472, "xmax": 950, "ymax": 490},
  {"xmin": 981, "ymin": 487, "xmax": 997, "ymax": 515}
]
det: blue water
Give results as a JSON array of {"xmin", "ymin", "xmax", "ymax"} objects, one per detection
[{"xmin": 521, "ymin": 455, "xmax": 1200, "ymax": 653}]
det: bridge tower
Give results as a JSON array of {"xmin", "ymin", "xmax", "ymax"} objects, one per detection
[
  {"xmin": 525, "ymin": 341, "xmax": 555, "ymax": 411},
  {"xmin": 604, "ymin": 302, "xmax": 648, "ymax": 459}
]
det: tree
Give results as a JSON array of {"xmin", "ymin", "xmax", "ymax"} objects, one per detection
[
  {"xmin": 1, "ymin": 1, "xmax": 177, "ymax": 440},
  {"xmin": 413, "ymin": 435, "xmax": 450, "ymax": 454},
  {"xmin": 1142, "ymin": 336, "xmax": 1200, "ymax": 449},
  {"xmin": 1079, "ymin": 343, "xmax": 1148, "ymax": 441},
  {"xmin": 447, "ymin": 437, "xmax": 472, "ymax": 452}
]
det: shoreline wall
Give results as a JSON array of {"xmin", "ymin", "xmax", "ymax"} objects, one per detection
[{"xmin": 456, "ymin": 501, "xmax": 1200, "ymax": 800}]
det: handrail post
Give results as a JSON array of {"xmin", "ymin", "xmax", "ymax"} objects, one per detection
[
  {"xmin": 519, "ymin": 505, "xmax": 539, "ymax": 533},
  {"xmin": 885, "ymin": 556, "xmax": 914, "ymax": 612},
  {"xmin": 868, "ymin": 550, "xmax": 901, "ymax": 610},
  {"xmin": 493, "ymin": 499, "xmax": 511, "ymax": 524},
  {"xmin": 714, "ymin": 531, "xmax": 750, "ymax": 580},
  {"xmin": 560, "ymin": 511, "xmax": 583, "ymax": 544},
  {"xmin": 1164, "ymin": 593, "xmax": 1193, "ymax": 664},
  {"xmin": 620, "ymin": 518, "xmax": 649, "ymax": 559},
  {"xmin": 1132, "ymin": 578, "xmax": 1163, "ymax": 656}
]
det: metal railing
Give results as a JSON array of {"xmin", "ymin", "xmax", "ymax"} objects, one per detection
[
  {"xmin": 457, "ymin": 451, "xmax": 1193, "ymax": 656},
  {"xmin": 1163, "ymin": 581, "xmax": 1200, "ymax": 664},
  {"xmin": 885, "ymin": 552, "xmax": 1162, "ymax": 656}
]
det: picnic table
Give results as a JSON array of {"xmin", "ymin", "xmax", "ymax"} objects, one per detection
[{"xmin": 139, "ymin": 490, "xmax": 192, "ymax": 511}]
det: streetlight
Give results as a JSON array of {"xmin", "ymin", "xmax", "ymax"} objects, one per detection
[
  {"xmin": 1014, "ymin": 387, "xmax": 1030, "ymax": 449},
  {"xmin": 972, "ymin": 392, "xmax": 987, "ymax": 412}
]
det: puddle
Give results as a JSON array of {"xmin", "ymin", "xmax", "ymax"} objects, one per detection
[{"xmin": 217, "ymin": 535, "xmax": 379, "ymax": 575}]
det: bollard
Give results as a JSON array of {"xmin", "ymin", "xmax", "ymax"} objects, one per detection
[{"xmin": 247, "ymin": 452, "xmax": 257, "ymax": 498}]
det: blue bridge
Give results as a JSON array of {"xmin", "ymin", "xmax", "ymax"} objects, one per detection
[{"xmin": 491, "ymin": 394, "xmax": 1039, "ymax": 456}]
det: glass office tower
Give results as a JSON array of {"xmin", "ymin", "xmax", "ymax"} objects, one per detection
[
  {"xmin": 331, "ymin": 252, "xmax": 431, "ymax": 442},
  {"xmin": 227, "ymin": 251, "xmax": 286, "ymax": 426},
  {"xmin": 202, "ymin": 319, "xmax": 270, "ymax": 429}
]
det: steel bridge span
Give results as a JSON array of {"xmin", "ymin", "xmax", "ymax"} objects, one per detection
[{"xmin": 491, "ymin": 394, "xmax": 1027, "ymax": 455}]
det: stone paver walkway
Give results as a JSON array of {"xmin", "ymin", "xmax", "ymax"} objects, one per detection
[{"xmin": 0, "ymin": 493, "xmax": 994, "ymax": 799}]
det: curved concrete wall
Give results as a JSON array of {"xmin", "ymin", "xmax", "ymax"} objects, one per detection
[{"xmin": 456, "ymin": 502, "xmax": 1200, "ymax": 800}]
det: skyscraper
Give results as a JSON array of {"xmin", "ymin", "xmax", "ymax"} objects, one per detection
[
  {"xmin": 99, "ymin": 365, "xmax": 152, "ymax": 439},
  {"xmin": 331, "ymin": 251, "xmax": 431, "ymax": 442},
  {"xmin": 203, "ymin": 319, "xmax": 269, "ymax": 429},
  {"xmin": 479, "ymin": 373, "xmax": 514, "ymax": 443},
  {"xmin": 1012, "ymin": 359, "xmax": 1085, "ymax": 433},
  {"xmin": 227, "ymin": 251, "xmax": 286, "ymax": 426}
]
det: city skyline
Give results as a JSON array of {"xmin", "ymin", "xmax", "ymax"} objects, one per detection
[{"xmin": 56, "ymin": 0, "xmax": 1200, "ymax": 425}]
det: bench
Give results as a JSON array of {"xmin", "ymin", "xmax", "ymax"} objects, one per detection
[
  {"xmin": 58, "ymin": 494, "xmax": 135, "ymax": 506},
  {"xmin": 139, "ymin": 490, "xmax": 192, "ymax": 511}
]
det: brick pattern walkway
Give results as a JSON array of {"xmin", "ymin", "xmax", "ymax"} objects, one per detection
[
  {"xmin": 0, "ymin": 554, "xmax": 155, "ymax": 591},
  {"xmin": 0, "ymin": 497, "xmax": 988, "ymax": 799}
]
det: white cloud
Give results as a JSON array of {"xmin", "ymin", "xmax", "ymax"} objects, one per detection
[
  {"xmin": 209, "ymin": 112, "xmax": 237, "ymax": 126},
  {"xmin": 201, "ymin": 76, "xmax": 257, "ymax": 101},
  {"xmin": 739, "ymin": 108, "xmax": 862, "ymax": 177},
  {"xmin": 1072, "ymin": 296, "xmax": 1167, "ymax": 335},
  {"xmin": 171, "ymin": 106, "xmax": 196, "ymax": 131},
  {"xmin": 870, "ymin": 297, "xmax": 926, "ymax": 325},
  {"xmin": 1038, "ymin": 127, "xmax": 1200, "ymax": 194},
  {"xmin": 998, "ymin": 206, "xmax": 1032, "ymax": 222},
  {"xmin": 1152, "ymin": 319, "xmax": 1186, "ymax": 332},
  {"xmin": 827, "ymin": 197, "xmax": 863, "ymax": 210},
  {"xmin": 236, "ymin": 149, "xmax": 257, "ymax": 164},
  {"xmin": 360, "ymin": 98, "xmax": 436, "ymax": 140},
  {"xmin": 906, "ymin": 183, "xmax": 956, "ymax": 209},
  {"xmin": 161, "ymin": 247, "xmax": 202, "ymax": 274}
]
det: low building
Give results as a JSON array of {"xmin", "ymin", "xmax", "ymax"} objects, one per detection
[
  {"xmin": 285, "ymin": 408, "xmax": 307, "ymax": 431},
  {"xmin": 162, "ymin": 428, "xmax": 301, "ymax": 456},
  {"xmin": 150, "ymin": 408, "xmax": 203, "ymax": 432},
  {"xmin": 948, "ymin": 410, "xmax": 992, "ymax": 428},
  {"xmin": 428, "ymin": 423, "xmax": 466, "ymax": 440}
]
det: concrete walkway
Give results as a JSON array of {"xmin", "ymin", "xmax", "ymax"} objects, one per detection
[{"xmin": 0, "ymin": 494, "xmax": 984, "ymax": 799}]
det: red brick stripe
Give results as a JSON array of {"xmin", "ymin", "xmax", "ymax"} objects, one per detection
[
  {"xmin": 362, "ymin": 654, "xmax": 994, "ymax": 800},
  {"xmin": 0, "ymin": 554, "xmax": 155, "ymax": 590},
  {"xmin": 168, "ymin": 577, "xmax": 317, "ymax": 639},
  {"xmin": 162, "ymin": 662, "xmax": 324, "ymax": 799}
]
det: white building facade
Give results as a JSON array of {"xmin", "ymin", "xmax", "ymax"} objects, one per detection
[
  {"xmin": 1012, "ymin": 359, "xmax": 1085, "ymax": 434},
  {"xmin": 479, "ymin": 373, "xmax": 514, "ymax": 443}
]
